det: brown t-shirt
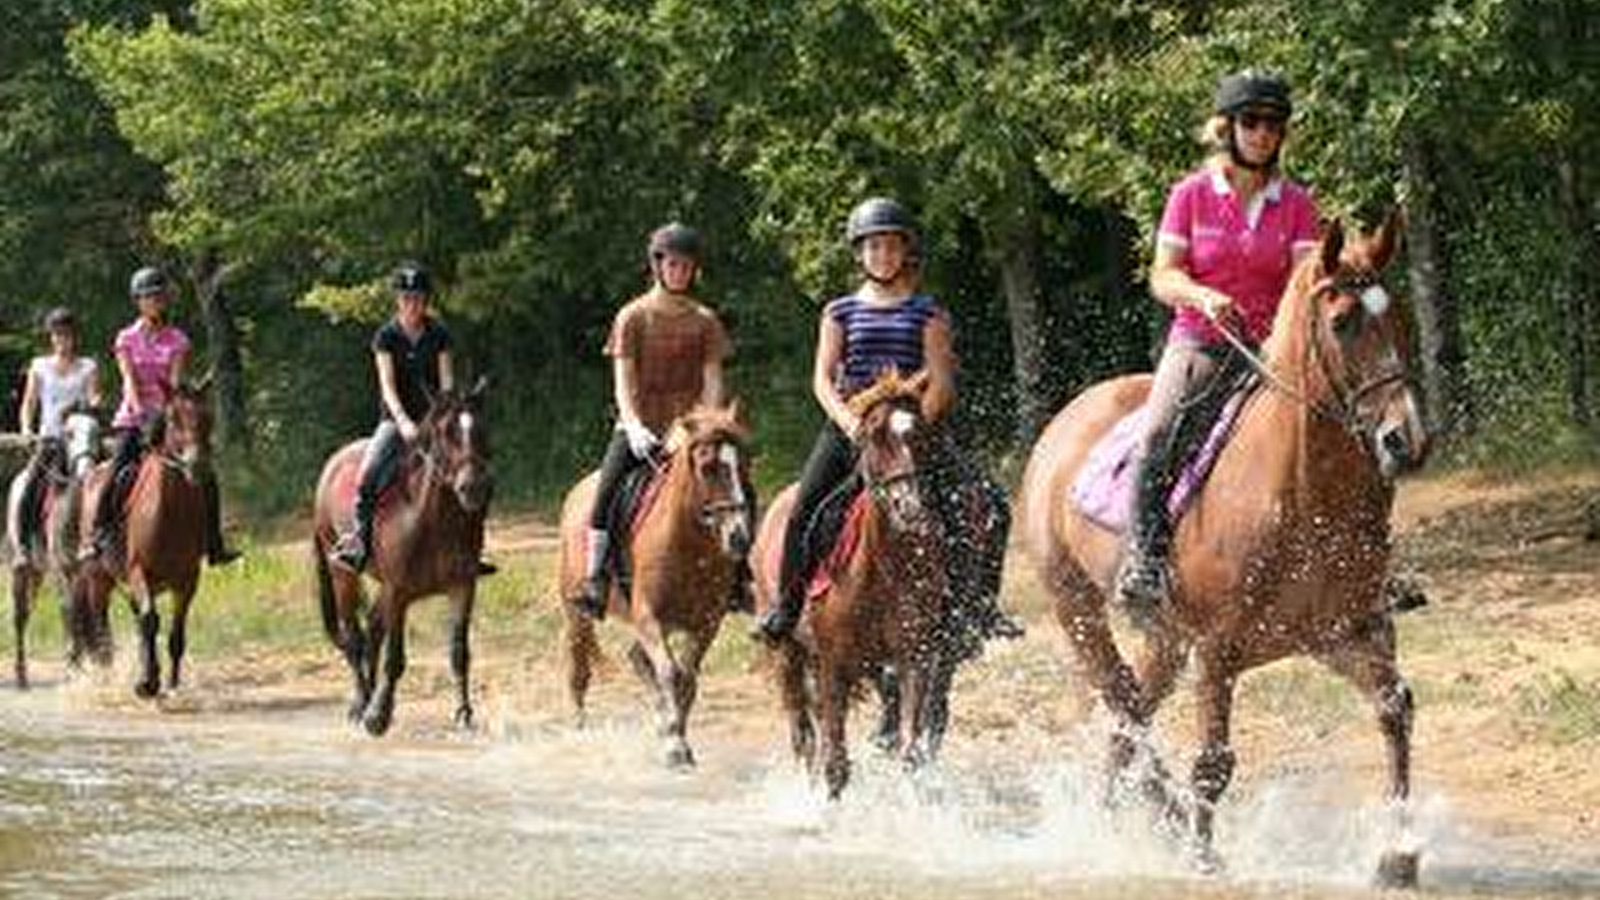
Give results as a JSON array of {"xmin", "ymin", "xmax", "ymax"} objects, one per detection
[{"xmin": 604, "ymin": 293, "xmax": 731, "ymax": 433}]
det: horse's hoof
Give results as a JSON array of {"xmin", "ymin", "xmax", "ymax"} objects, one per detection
[
  {"xmin": 1376, "ymin": 850, "xmax": 1419, "ymax": 889},
  {"xmin": 134, "ymin": 679, "xmax": 160, "ymax": 699},
  {"xmin": 453, "ymin": 706, "xmax": 476, "ymax": 732},
  {"xmin": 665, "ymin": 743, "xmax": 696, "ymax": 770},
  {"xmin": 362, "ymin": 709, "xmax": 393, "ymax": 737},
  {"xmin": 1189, "ymin": 843, "xmax": 1227, "ymax": 877}
]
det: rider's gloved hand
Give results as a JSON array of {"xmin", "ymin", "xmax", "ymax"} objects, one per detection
[
  {"xmin": 1196, "ymin": 288, "xmax": 1235, "ymax": 322},
  {"xmin": 621, "ymin": 419, "xmax": 659, "ymax": 459}
]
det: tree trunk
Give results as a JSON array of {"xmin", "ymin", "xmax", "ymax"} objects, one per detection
[
  {"xmin": 1400, "ymin": 135, "xmax": 1470, "ymax": 437},
  {"xmin": 1557, "ymin": 152, "xmax": 1597, "ymax": 428},
  {"xmin": 190, "ymin": 250, "xmax": 251, "ymax": 453},
  {"xmin": 985, "ymin": 187, "xmax": 1047, "ymax": 447}
]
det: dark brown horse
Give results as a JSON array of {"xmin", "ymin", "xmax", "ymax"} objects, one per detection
[
  {"xmin": 7, "ymin": 408, "xmax": 104, "ymax": 685},
  {"xmin": 313, "ymin": 383, "xmax": 493, "ymax": 736},
  {"xmin": 73, "ymin": 384, "xmax": 215, "ymax": 698},
  {"xmin": 558, "ymin": 403, "xmax": 752, "ymax": 768},
  {"xmin": 751, "ymin": 371, "xmax": 948, "ymax": 798},
  {"xmin": 1019, "ymin": 213, "xmax": 1429, "ymax": 885}
]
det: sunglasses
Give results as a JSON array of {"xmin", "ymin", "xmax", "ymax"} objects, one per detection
[
  {"xmin": 133, "ymin": 291, "xmax": 168, "ymax": 300},
  {"xmin": 1238, "ymin": 111, "xmax": 1286, "ymax": 133}
]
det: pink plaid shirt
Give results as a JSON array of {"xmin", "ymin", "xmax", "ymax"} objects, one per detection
[{"xmin": 112, "ymin": 321, "xmax": 190, "ymax": 429}]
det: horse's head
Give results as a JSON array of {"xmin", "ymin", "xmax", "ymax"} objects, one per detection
[
  {"xmin": 417, "ymin": 378, "xmax": 494, "ymax": 513},
  {"xmin": 665, "ymin": 401, "xmax": 753, "ymax": 558},
  {"xmin": 848, "ymin": 370, "xmax": 932, "ymax": 532},
  {"xmin": 1285, "ymin": 209, "xmax": 1430, "ymax": 479},
  {"xmin": 163, "ymin": 381, "xmax": 214, "ymax": 469},
  {"xmin": 60, "ymin": 407, "xmax": 102, "ymax": 479}
]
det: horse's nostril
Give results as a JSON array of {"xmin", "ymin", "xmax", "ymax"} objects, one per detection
[{"xmin": 1380, "ymin": 425, "xmax": 1408, "ymax": 460}]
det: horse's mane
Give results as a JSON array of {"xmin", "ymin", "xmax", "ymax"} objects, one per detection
[{"xmin": 846, "ymin": 369, "xmax": 924, "ymax": 418}]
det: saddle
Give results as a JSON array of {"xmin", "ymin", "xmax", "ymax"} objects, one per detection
[{"xmin": 1072, "ymin": 365, "xmax": 1259, "ymax": 532}]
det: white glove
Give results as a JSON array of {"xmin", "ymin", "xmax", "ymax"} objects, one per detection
[{"xmin": 622, "ymin": 420, "xmax": 659, "ymax": 459}]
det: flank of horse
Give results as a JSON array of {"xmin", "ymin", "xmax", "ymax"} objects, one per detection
[
  {"xmin": 7, "ymin": 410, "xmax": 104, "ymax": 686},
  {"xmin": 73, "ymin": 386, "xmax": 214, "ymax": 699},
  {"xmin": 558, "ymin": 403, "xmax": 752, "ymax": 769},
  {"xmin": 751, "ymin": 371, "xmax": 948, "ymax": 798},
  {"xmin": 1019, "ymin": 212, "xmax": 1430, "ymax": 885},
  {"xmin": 312, "ymin": 384, "xmax": 493, "ymax": 737}
]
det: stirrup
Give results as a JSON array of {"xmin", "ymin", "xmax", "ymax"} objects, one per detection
[
  {"xmin": 1115, "ymin": 550, "xmax": 1171, "ymax": 629},
  {"xmin": 328, "ymin": 534, "xmax": 367, "ymax": 574},
  {"xmin": 750, "ymin": 605, "xmax": 798, "ymax": 644},
  {"xmin": 574, "ymin": 577, "xmax": 608, "ymax": 620}
]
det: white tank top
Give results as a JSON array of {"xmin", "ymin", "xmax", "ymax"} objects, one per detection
[{"xmin": 29, "ymin": 356, "xmax": 97, "ymax": 439}]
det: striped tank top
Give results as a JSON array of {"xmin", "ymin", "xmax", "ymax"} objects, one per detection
[{"xmin": 826, "ymin": 292, "xmax": 941, "ymax": 396}]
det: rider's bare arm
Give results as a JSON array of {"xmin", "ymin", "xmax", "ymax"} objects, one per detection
[
  {"xmin": 374, "ymin": 351, "xmax": 414, "ymax": 437},
  {"xmin": 613, "ymin": 355, "xmax": 645, "ymax": 428},
  {"xmin": 1151, "ymin": 241, "xmax": 1232, "ymax": 318},
  {"xmin": 117, "ymin": 350, "xmax": 142, "ymax": 419},
  {"xmin": 699, "ymin": 356, "xmax": 725, "ymax": 409},
  {"xmin": 18, "ymin": 366, "xmax": 39, "ymax": 438},
  {"xmin": 437, "ymin": 349, "xmax": 455, "ymax": 394},
  {"xmin": 920, "ymin": 312, "xmax": 956, "ymax": 424},
  {"xmin": 811, "ymin": 315, "xmax": 859, "ymax": 438}
]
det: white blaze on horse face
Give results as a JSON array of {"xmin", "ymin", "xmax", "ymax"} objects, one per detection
[
  {"xmin": 1360, "ymin": 285, "xmax": 1391, "ymax": 317},
  {"xmin": 889, "ymin": 409, "xmax": 916, "ymax": 437},
  {"xmin": 458, "ymin": 411, "xmax": 476, "ymax": 450},
  {"xmin": 718, "ymin": 443, "xmax": 746, "ymax": 508}
]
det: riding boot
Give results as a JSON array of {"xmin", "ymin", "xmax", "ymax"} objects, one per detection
[
  {"xmin": 80, "ymin": 456, "xmax": 139, "ymax": 562},
  {"xmin": 726, "ymin": 556, "xmax": 755, "ymax": 615},
  {"xmin": 1115, "ymin": 448, "xmax": 1176, "ymax": 629},
  {"xmin": 201, "ymin": 469, "xmax": 241, "ymax": 566},
  {"xmin": 574, "ymin": 528, "xmax": 610, "ymax": 620},
  {"xmin": 330, "ymin": 475, "xmax": 378, "ymax": 574}
]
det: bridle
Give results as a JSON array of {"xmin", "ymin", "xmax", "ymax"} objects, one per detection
[{"xmin": 1210, "ymin": 274, "xmax": 1411, "ymax": 442}]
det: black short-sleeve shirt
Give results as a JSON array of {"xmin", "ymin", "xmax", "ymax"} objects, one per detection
[{"xmin": 371, "ymin": 316, "xmax": 452, "ymax": 422}]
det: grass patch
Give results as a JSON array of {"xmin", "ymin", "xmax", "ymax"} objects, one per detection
[
  {"xmin": 1513, "ymin": 669, "xmax": 1600, "ymax": 745},
  {"xmin": 1236, "ymin": 660, "xmax": 1361, "ymax": 736}
]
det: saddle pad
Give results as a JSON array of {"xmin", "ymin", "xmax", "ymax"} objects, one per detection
[
  {"xmin": 1070, "ymin": 389, "xmax": 1250, "ymax": 533},
  {"xmin": 806, "ymin": 492, "xmax": 870, "ymax": 602}
]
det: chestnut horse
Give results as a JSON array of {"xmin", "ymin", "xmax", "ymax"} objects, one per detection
[
  {"xmin": 558, "ymin": 403, "xmax": 752, "ymax": 768},
  {"xmin": 751, "ymin": 371, "xmax": 948, "ymax": 798},
  {"xmin": 7, "ymin": 408, "xmax": 104, "ymax": 685},
  {"xmin": 73, "ymin": 384, "xmax": 215, "ymax": 698},
  {"xmin": 313, "ymin": 383, "xmax": 493, "ymax": 736},
  {"xmin": 1019, "ymin": 212, "xmax": 1430, "ymax": 885}
]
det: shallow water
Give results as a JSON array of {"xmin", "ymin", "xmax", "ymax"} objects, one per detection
[{"xmin": 1, "ymin": 680, "xmax": 1597, "ymax": 900}]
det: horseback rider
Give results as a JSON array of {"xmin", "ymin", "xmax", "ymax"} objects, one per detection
[
  {"xmin": 753, "ymin": 197, "xmax": 1023, "ymax": 644},
  {"xmin": 11, "ymin": 307, "xmax": 101, "ymax": 563},
  {"xmin": 80, "ymin": 267, "xmax": 240, "ymax": 566},
  {"xmin": 330, "ymin": 262, "xmax": 495, "ymax": 576},
  {"xmin": 1114, "ymin": 69, "xmax": 1321, "ymax": 620},
  {"xmin": 573, "ymin": 222, "xmax": 751, "ymax": 620}
]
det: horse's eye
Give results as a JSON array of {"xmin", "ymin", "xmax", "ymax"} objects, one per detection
[{"xmin": 1333, "ymin": 306, "xmax": 1362, "ymax": 341}]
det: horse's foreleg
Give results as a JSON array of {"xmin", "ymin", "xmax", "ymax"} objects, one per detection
[
  {"xmin": 447, "ymin": 584, "xmax": 476, "ymax": 731},
  {"xmin": 1318, "ymin": 625, "xmax": 1417, "ymax": 888},
  {"xmin": 166, "ymin": 587, "xmax": 196, "ymax": 691},
  {"xmin": 631, "ymin": 617, "xmax": 693, "ymax": 769},
  {"xmin": 1187, "ymin": 652, "xmax": 1238, "ymax": 874},
  {"xmin": 896, "ymin": 660, "xmax": 930, "ymax": 772},
  {"xmin": 777, "ymin": 642, "xmax": 815, "ymax": 769},
  {"xmin": 12, "ymin": 565, "xmax": 36, "ymax": 688},
  {"xmin": 871, "ymin": 667, "xmax": 900, "ymax": 755},
  {"xmin": 130, "ymin": 576, "xmax": 161, "ymax": 699},
  {"xmin": 818, "ymin": 659, "xmax": 852, "ymax": 799},
  {"xmin": 361, "ymin": 595, "xmax": 407, "ymax": 737}
]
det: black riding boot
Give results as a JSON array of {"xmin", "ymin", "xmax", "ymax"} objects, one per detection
[
  {"xmin": 1116, "ymin": 446, "xmax": 1176, "ymax": 629},
  {"xmin": 201, "ymin": 470, "xmax": 241, "ymax": 566},
  {"xmin": 574, "ymin": 528, "xmax": 611, "ymax": 619},
  {"xmin": 331, "ymin": 474, "xmax": 379, "ymax": 574},
  {"xmin": 753, "ymin": 573, "xmax": 804, "ymax": 643},
  {"xmin": 81, "ymin": 456, "xmax": 139, "ymax": 561}
]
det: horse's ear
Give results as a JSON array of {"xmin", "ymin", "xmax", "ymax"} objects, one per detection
[
  {"xmin": 1320, "ymin": 219, "xmax": 1346, "ymax": 276},
  {"xmin": 905, "ymin": 369, "xmax": 931, "ymax": 395},
  {"xmin": 725, "ymin": 397, "xmax": 742, "ymax": 425},
  {"xmin": 190, "ymin": 369, "xmax": 214, "ymax": 394},
  {"xmin": 1371, "ymin": 207, "xmax": 1405, "ymax": 270}
]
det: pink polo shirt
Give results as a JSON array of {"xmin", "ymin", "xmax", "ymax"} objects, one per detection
[
  {"xmin": 112, "ymin": 321, "xmax": 190, "ymax": 429},
  {"xmin": 1157, "ymin": 166, "xmax": 1320, "ymax": 345}
]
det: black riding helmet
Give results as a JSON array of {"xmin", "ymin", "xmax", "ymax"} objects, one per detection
[
  {"xmin": 845, "ymin": 197, "xmax": 917, "ymax": 246},
  {"xmin": 42, "ymin": 306, "xmax": 76, "ymax": 333},
  {"xmin": 1213, "ymin": 69, "xmax": 1293, "ymax": 118},
  {"xmin": 648, "ymin": 222, "xmax": 704, "ymax": 263},
  {"xmin": 129, "ymin": 266, "xmax": 169, "ymax": 298},
  {"xmin": 392, "ymin": 261, "xmax": 432, "ymax": 294}
]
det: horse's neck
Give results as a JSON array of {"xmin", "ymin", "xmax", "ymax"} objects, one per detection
[{"xmin": 640, "ymin": 456, "xmax": 707, "ymax": 548}]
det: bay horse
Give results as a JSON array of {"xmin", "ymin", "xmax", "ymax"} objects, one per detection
[
  {"xmin": 751, "ymin": 371, "xmax": 949, "ymax": 798},
  {"xmin": 7, "ymin": 407, "xmax": 104, "ymax": 686},
  {"xmin": 313, "ymin": 382, "xmax": 493, "ymax": 736},
  {"xmin": 1019, "ymin": 212, "xmax": 1430, "ymax": 885},
  {"xmin": 557, "ymin": 403, "xmax": 752, "ymax": 768},
  {"xmin": 74, "ymin": 384, "xmax": 215, "ymax": 698}
]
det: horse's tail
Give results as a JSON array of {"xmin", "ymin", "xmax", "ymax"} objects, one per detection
[{"xmin": 313, "ymin": 530, "xmax": 341, "ymax": 649}]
